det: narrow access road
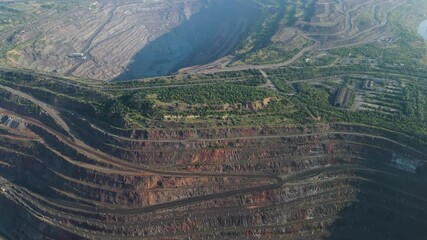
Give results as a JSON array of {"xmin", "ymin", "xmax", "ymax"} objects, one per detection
[{"xmin": 259, "ymin": 69, "xmax": 279, "ymax": 92}]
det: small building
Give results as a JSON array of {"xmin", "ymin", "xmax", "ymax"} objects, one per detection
[
  {"xmin": 69, "ymin": 53, "xmax": 84, "ymax": 58},
  {"xmin": 68, "ymin": 53, "xmax": 87, "ymax": 60},
  {"xmin": 362, "ymin": 80, "xmax": 374, "ymax": 89},
  {"xmin": 1, "ymin": 116, "xmax": 26, "ymax": 130}
]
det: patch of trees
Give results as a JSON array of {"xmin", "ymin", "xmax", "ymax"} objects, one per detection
[
  {"xmin": 121, "ymin": 93, "xmax": 154, "ymax": 116},
  {"xmin": 133, "ymin": 84, "xmax": 274, "ymax": 105},
  {"xmin": 240, "ymin": 78, "xmax": 266, "ymax": 86},
  {"xmin": 97, "ymin": 99, "xmax": 129, "ymax": 127}
]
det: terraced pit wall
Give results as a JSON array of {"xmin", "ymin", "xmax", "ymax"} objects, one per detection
[{"xmin": 0, "ymin": 80, "xmax": 426, "ymax": 239}]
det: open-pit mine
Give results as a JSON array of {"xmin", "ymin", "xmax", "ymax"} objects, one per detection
[{"xmin": 0, "ymin": 0, "xmax": 427, "ymax": 239}]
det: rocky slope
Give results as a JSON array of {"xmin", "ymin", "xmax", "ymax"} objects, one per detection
[{"xmin": 0, "ymin": 70, "xmax": 425, "ymax": 239}]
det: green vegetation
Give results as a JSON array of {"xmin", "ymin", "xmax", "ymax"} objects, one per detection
[
  {"xmin": 2, "ymin": 48, "xmax": 426, "ymax": 138},
  {"xmin": 237, "ymin": 77, "xmax": 266, "ymax": 86},
  {"xmin": 105, "ymin": 70, "xmax": 264, "ymax": 90},
  {"xmin": 287, "ymin": 82, "xmax": 427, "ymax": 137},
  {"xmin": 150, "ymin": 84, "xmax": 273, "ymax": 105},
  {"xmin": 235, "ymin": 0, "xmax": 316, "ymax": 64},
  {"xmin": 0, "ymin": 0, "xmax": 426, "ymax": 139}
]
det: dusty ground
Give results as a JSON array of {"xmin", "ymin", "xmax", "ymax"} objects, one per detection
[
  {"xmin": 0, "ymin": 0, "xmax": 407, "ymax": 80},
  {"xmin": 1, "ymin": 0, "xmax": 205, "ymax": 80}
]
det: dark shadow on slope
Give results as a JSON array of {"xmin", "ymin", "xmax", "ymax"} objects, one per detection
[
  {"xmin": 115, "ymin": 0, "xmax": 260, "ymax": 81},
  {"xmin": 322, "ymin": 151, "xmax": 427, "ymax": 240}
]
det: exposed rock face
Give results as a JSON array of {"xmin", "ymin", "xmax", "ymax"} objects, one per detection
[
  {"xmin": 0, "ymin": 98, "xmax": 426, "ymax": 239},
  {"xmin": 0, "ymin": 70, "xmax": 425, "ymax": 239}
]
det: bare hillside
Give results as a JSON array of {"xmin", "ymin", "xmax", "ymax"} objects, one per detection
[{"xmin": 2, "ymin": 0, "xmax": 205, "ymax": 80}]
